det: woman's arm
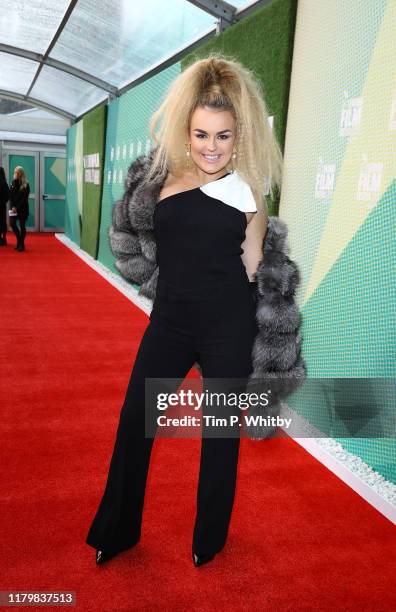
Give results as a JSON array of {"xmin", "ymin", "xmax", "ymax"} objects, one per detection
[
  {"xmin": 240, "ymin": 200, "xmax": 268, "ymax": 282},
  {"xmin": 8, "ymin": 181, "xmax": 19, "ymax": 209},
  {"xmin": 108, "ymin": 157, "xmax": 157, "ymax": 286},
  {"xmin": 0, "ymin": 181, "xmax": 9, "ymax": 201},
  {"xmin": 9, "ymin": 180, "xmax": 28, "ymax": 213}
]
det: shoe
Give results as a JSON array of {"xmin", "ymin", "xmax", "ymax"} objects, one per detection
[
  {"xmin": 96, "ymin": 549, "xmax": 119, "ymax": 565},
  {"xmin": 17, "ymin": 245, "xmax": 25, "ymax": 251},
  {"xmin": 192, "ymin": 551, "xmax": 216, "ymax": 567},
  {"xmin": 95, "ymin": 541, "xmax": 139, "ymax": 566}
]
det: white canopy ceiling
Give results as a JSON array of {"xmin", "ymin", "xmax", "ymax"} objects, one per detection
[{"xmin": 0, "ymin": 0, "xmax": 262, "ymax": 121}]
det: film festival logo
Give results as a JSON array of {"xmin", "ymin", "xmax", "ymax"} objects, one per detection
[
  {"xmin": 339, "ymin": 94, "xmax": 362, "ymax": 137},
  {"xmin": 357, "ymin": 155, "xmax": 383, "ymax": 206},
  {"xmin": 315, "ymin": 158, "xmax": 335, "ymax": 199}
]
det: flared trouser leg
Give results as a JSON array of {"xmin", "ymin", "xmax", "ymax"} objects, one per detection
[
  {"xmin": 85, "ymin": 318, "xmax": 197, "ymax": 552},
  {"xmin": 192, "ymin": 329, "xmax": 256, "ymax": 556},
  {"xmin": 189, "ymin": 278, "xmax": 259, "ymax": 556},
  {"xmin": 192, "ymin": 430, "xmax": 241, "ymax": 556}
]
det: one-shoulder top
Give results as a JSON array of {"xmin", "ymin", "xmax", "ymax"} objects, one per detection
[{"xmin": 153, "ymin": 171, "xmax": 257, "ymax": 290}]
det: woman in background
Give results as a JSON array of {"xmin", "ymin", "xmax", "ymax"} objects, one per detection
[
  {"xmin": 0, "ymin": 167, "xmax": 10, "ymax": 246},
  {"xmin": 9, "ymin": 165, "xmax": 30, "ymax": 252}
]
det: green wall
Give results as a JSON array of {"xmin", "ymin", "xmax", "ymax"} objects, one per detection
[
  {"xmin": 181, "ymin": 0, "xmax": 298, "ymax": 215},
  {"xmin": 81, "ymin": 105, "xmax": 107, "ymax": 258}
]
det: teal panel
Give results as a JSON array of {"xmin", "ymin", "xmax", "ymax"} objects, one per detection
[
  {"xmin": 300, "ymin": 182, "xmax": 395, "ymax": 378},
  {"xmin": 44, "ymin": 157, "xmax": 66, "ymax": 195},
  {"xmin": 8, "ymin": 154, "xmax": 35, "ymax": 191},
  {"xmin": 97, "ymin": 61, "xmax": 181, "ymax": 276},
  {"xmin": 44, "ymin": 199, "xmax": 65, "ymax": 229},
  {"xmin": 8, "ymin": 154, "xmax": 35, "ymax": 229},
  {"xmin": 65, "ymin": 122, "xmax": 83, "ymax": 245},
  {"xmin": 44, "ymin": 157, "xmax": 66, "ymax": 229}
]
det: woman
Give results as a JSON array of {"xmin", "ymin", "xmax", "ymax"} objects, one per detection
[
  {"xmin": 86, "ymin": 55, "xmax": 306, "ymax": 567},
  {"xmin": 0, "ymin": 167, "xmax": 9, "ymax": 246},
  {"xmin": 9, "ymin": 166, "xmax": 30, "ymax": 252}
]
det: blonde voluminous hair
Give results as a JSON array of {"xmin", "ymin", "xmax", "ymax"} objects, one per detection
[
  {"xmin": 144, "ymin": 53, "xmax": 283, "ymax": 211},
  {"xmin": 14, "ymin": 166, "xmax": 29, "ymax": 190}
]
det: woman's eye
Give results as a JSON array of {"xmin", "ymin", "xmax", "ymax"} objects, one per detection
[{"xmin": 195, "ymin": 134, "xmax": 230, "ymax": 140}]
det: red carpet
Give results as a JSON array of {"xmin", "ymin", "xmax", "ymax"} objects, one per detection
[{"xmin": 1, "ymin": 232, "xmax": 395, "ymax": 611}]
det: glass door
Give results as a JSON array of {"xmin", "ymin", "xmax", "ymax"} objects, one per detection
[
  {"xmin": 6, "ymin": 151, "xmax": 38, "ymax": 230},
  {"xmin": 39, "ymin": 152, "xmax": 66, "ymax": 232}
]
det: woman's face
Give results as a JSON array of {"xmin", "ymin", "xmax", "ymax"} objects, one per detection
[
  {"xmin": 13, "ymin": 168, "xmax": 21, "ymax": 180},
  {"xmin": 188, "ymin": 106, "xmax": 236, "ymax": 177}
]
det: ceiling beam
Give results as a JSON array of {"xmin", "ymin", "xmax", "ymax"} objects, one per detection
[
  {"xmin": 0, "ymin": 43, "xmax": 116, "ymax": 95},
  {"xmin": 26, "ymin": 0, "xmax": 78, "ymax": 98},
  {"xmin": 186, "ymin": 0, "xmax": 237, "ymax": 32},
  {"xmin": 0, "ymin": 90, "xmax": 75, "ymax": 120}
]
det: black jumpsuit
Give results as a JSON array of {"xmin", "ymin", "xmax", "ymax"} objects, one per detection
[{"xmin": 86, "ymin": 172, "xmax": 259, "ymax": 557}]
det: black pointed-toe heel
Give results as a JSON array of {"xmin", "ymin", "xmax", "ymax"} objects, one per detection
[
  {"xmin": 192, "ymin": 551, "xmax": 216, "ymax": 567},
  {"xmin": 95, "ymin": 540, "xmax": 139, "ymax": 566},
  {"xmin": 96, "ymin": 549, "xmax": 119, "ymax": 565}
]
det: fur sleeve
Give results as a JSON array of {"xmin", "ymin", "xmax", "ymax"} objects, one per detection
[
  {"xmin": 246, "ymin": 217, "xmax": 307, "ymax": 439},
  {"xmin": 108, "ymin": 155, "xmax": 157, "ymax": 286}
]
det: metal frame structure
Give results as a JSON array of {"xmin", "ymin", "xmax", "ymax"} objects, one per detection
[{"xmin": 0, "ymin": 0, "xmax": 270, "ymax": 122}]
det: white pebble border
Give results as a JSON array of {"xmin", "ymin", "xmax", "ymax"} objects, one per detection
[
  {"xmin": 281, "ymin": 402, "xmax": 396, "ymax": 524},
  {"xmin": 55, "ymin": 233, "xmax": 396, "ymax": 524},
  {"xmin": 315, "ymin": 437, "xmax": 396, "ymax": 507},
  {"xmin": 55, "ymin": 233, "xmax": 153, "ymax": 316}
]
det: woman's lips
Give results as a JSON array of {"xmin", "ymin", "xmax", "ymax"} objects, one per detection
[{"xmin": 202, "ymin": 154, "xmax": 221, "ymax": 163}]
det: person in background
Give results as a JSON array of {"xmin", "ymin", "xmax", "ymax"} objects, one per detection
[
  {"xmin": 9, "ymin": 165, "xmax": 30, "ymax": 252},
  {"xmin": 0, "ymin": 167, "xmax": 10, "ymax": 246}
]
